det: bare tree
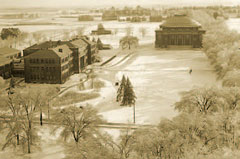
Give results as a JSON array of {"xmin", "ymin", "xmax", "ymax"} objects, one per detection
[
  {"xmin": 0, "ymin": 88, "xmax": 39, "ymax": 154},
  {"xmin": 63, "ymin": 30, "xmax": 70, "ymax": 40},
  {"xmin": 99, "ymin": 128, "xmax": 135, "ymax": 159},
  {"xmin": 52, "ymin": 105, "xmax": 103, "ymax": 144},
  {"xmin": 117, "ymin": 128, "xmax": 135, "ymax": 159},
  {"xmin": 76, "ymin": 27, "xmax": 85, "ymax": 36},
  {"xmin": 120, "ymin": 36, "xmax": 139, "ymax": 50},
  {"xmin": 139, "ymin": 27, "xmax": 147, "ymax": 37},
  {"xmin": 32, "ymin": 32, "xmax": 44, "ymax": 44},
  {"xmin": 114, "ymin": 28, "xmax": 119, "ymax": 35},
  {"xmin": 125, "ymin": 26, "xmax": 133, "ymax": 36}
]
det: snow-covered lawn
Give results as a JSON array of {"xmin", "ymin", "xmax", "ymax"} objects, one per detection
[{"xmin": 97, "ymin": 48, "xmax": 220, "ymax": 125}]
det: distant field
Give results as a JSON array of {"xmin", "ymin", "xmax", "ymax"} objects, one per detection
[
  {"xmin": 226, "ymin": 18, "xmax": 240, "ymax": 32},
  {"xmin": 0, "ymin": 16, "xmax": 161, "ymax": 48}
]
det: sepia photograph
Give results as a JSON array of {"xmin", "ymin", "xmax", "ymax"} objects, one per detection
[{"xmin": 0, "ymin": 0, "xmax": 240, "ymax": 158}]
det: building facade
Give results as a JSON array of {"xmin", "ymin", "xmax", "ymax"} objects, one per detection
[
  {"xmin": 24, "ymin": 45, "xmax": 73, "ymax": 84},
  {"xmin": 0, "ymin": 58, "xmax": 12, "ymax": 79},
  {"xmin": 155, "ymin": 15, "xmax": 206, "ymax": 48},
  {"xmin": 23, "ymin": 37, "xmax": 93, "ymax": 72},
  {"xmin": 0, "ymin": 47, "xmax": 21, "ymax": 79},
  {"xmin": 70, "ymin": 38, "xmax": 88, "ymax": 73},
  {"xmin": 81, "ymin": 37, "xmax": 98, "ymax": 65},
  {"xmin": 23, "ymin": 36, "xmax": 97, "ymax": 84}
]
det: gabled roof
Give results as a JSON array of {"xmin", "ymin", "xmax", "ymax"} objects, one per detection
[
  {"xmin": 0, "ymin": 47, "xmax": 20, "ymax": 57},
  {"xmin": 24, "ymin": 40, "xmax": 75, "ymax": 50},
  {"xmin": 82, "ymin": 38, "xmax": 95, "ymax": 46},
  {"xmin": 52, "ymin": 44, "xmax": 72, "ymax": 58},
  {"xmin": 26, "ymin": 50, "xmax": 58, "ymax": 59},
  {"xmin": 161, "ymin": 15, "xmax": 201, "ymax": 28},
  {"xmin": 26, "ymin": 44, "xmax": 72, "ymax": 59},
  {"xmin": 70, "ymin": 39, "xmax": 88, "ymax": 49}
]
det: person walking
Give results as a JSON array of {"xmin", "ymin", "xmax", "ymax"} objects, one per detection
[{"xmin": 189, "ymin": 68, "xmax": 192, "ymax": 75}]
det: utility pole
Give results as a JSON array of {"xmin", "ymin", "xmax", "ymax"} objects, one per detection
[{"xmin": 133, "ymin": 104, "xmax": 135, "ymax": 124}]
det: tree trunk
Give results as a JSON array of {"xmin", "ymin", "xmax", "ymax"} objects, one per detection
[
  {"xmin": 48, "ymin": 102, "xmax": 50, "ymax": 120},
  {"xmin": 40, "ymin": 110, "xmax": 43, "ymax": 126},
  {"xmin": 16, "ymin": 134, "xmax": 19, "ymax": 145},
  {"xmin": 133, "ymin": 105, "xmax": 135, "ymax": 124},
  {"xmin": 92, "ymin": 78, "xmax": 94, "ymax": 89},
  {"xmin": 27, "ymin": 136, "xmax": 31, "ymax": 153}
]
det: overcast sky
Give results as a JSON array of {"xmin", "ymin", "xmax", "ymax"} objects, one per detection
[{"xmin": 1, "ymin": 0, "xmax": 240, "ymax": 8}]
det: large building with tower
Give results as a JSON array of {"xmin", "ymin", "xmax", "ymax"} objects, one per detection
[{"xmin": 155, "ymin": 15, "xmax": 206, "ymax": 48}]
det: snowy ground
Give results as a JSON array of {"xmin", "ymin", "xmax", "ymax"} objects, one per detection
[
  {"xmin": 95, "ymin": 46, "xmax": 220, "ymax": 125},
  {"xmin": 0, "ymin": 126, "xmax": 65, "ymax": 159},
  {"xmin": 0, "ymin": 16, "xmax": 232, "ymax": 158},
  {"xmin": 0, "ymin": 17, "xmax": 160, "ymax": 49},
  {"xmin": 226, "ymin": 18, "xmax": 240, "ymax": 33}
]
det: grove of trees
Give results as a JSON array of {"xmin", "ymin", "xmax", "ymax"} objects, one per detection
[{"xmin": 116, "ymin": 75, "xmax": 136, "ymax": 107}]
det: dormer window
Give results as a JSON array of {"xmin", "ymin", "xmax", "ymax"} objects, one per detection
[{"xmin": 59, "ymin": 48, "xmax": 63, "ymax": 52}]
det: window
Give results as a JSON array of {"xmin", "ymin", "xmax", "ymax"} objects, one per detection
[
  {"xmin": 46, "ymin": 59, "xmax": 48, "ymax": 63},
  {"xmin": 36, "ymin": 59, "xmax": 39, "ymax": 63},
  {"xmin": 30, "ymin": 59, "xmax": 33, "ymax": 63},
  {"xmin": 41, "ymin": 59, "xmax": 44, "ymax": 63},
  {"xmin": 46, "ymin": 67, "xmax": 48, "ymax": 71},
  {"xmin": 41, "ymin": 67, "xmax": 44, "ymax": 71}
]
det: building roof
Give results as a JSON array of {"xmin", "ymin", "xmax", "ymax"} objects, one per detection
[
  {"xmin": 70, "ymin": 38, "xmax": 88, "ymax": 49},
  {"xmin": 52, "ymin": 44, "xmax": 72, "ymax": 58},
  {"xmin": 0, "ymin": 56, "xmax": 12, "ymax": 66},
  {"xmin": 81, "ymin": 37, "xmax": 95, "ymax": 46},
  {"xmin": 161, "ymin": 15, "xmax": 201, "ymax": 28},
  {"xmin": 0, "ymin": 47, "xmax": 20, "ymax": 57},
  {"xmin": 24, "ymin": 40, "xmax": 76, "ymax": 51},
  {"xmin": 26, "ymin": 44, "xmax": 72, "ymax": 59}
]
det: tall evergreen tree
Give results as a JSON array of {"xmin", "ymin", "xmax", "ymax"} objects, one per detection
[
  {"xmin": 116, "ymin": 75, "xmax": 126, "ymax": 102},
  {"xmin": 121, "ymin": 77, "xmax": 136, "ymax": 106}
]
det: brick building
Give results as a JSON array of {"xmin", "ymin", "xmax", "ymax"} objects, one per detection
[
  {"xmin": 24, "ymin": 44, "xmax": 73, "ymax": 84},
  {"xmin": 0, "ymin": 57, "xmax": 12, "ymax": 79},
  {"xmin": 23, "ymin": 36, "xmax": 98, "ymax": 84},
  {"xmin": 0, "ymin": 47, "xmax": 21, "ymax": 79},
  {"xmin": 81, "ymin": 37, "xmax": 98, "ymax": 65},
  {"xmin": 155, "ymin": 15, "xmax": 206, "ymax": 48},
  {"xmin": 70, "ymin": 38, "xmax": 88, "ymax": 73}
]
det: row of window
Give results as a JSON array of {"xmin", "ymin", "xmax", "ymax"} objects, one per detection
[
  {"xmin": 61, "ymin": 64, "xmax": 69, "ymax": 71},
  {"xmin": 30, "ymin": 74, "xmax": 57, "ymax": 81},
  {"xmin": 61, "ymin": 56, "xmax": 69, "ymax": 63},
  {"xmin": 29, "ymin": 58, "xmax": 56, "ymax": 64},
  {"xmin": 163, "ymin": 28, "xmax": 198, "ymax": 31},
  {"xmin": 30, "ymin": 67, "xmax": 57, "ymax": 72}
]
